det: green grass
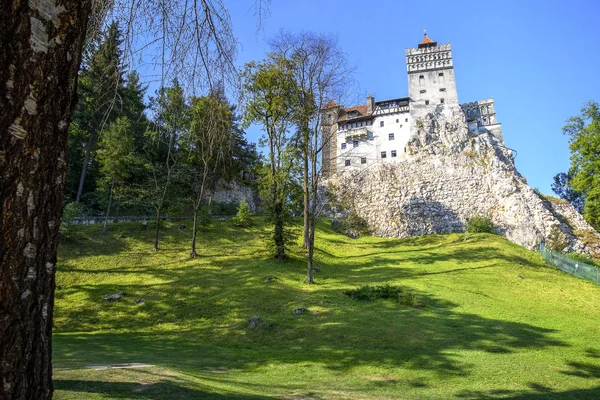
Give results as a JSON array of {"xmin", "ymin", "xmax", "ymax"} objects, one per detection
[{"xmin": 53, "ymin": 219, "xmax": 600, "ymax": 399}]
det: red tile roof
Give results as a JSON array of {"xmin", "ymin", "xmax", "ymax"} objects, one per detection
[
  {"xmin": 337, "ymin": 104, "xmax": 371, "ymax": 122},
  {"xmin": 420, "ymin": 33, "xmax": 434, "ymax": 45},
  {"xmin": 322, "ymin": 100, "xmax": 339, "ymax": 110}
]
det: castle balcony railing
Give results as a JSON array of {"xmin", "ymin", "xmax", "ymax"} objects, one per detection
[{"xmin": 344, "ymin": 127, "xmax": 370, "ymax": 140}]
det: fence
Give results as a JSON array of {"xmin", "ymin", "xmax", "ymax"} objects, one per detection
[
  {"xmin": 539, "ymin": 242, "xmax": 600, "ymax": 285},
  {"xmin": 70, "ymin": 215, "xmax": 230, "ymax": 225}
]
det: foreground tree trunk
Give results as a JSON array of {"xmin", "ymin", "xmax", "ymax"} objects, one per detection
[{"xmin": 0, "ymin": 1, "xmax": 92, "ymax": 399}]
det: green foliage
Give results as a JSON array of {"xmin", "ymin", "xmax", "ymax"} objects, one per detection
[
  {"xmin": 232, "ymin": 199, "xmax": 252, "ymax": 227},
  {"xmin": 466, "ymin": 216, "xmax": 494, "ymax": 234},
  {"xmin": 547, "ymin": 227, "xmax": 569, "ymax": 252},
  {"xmin": 562, "ymin": 101, "xmax": 600, "ymax": 228},
  {"xmin": 343, "ymin": 284, "xmax": 422, "ymax": 308},
  {"xmin": 242, "ymin": 58, "xmax": 298, "ymax": 261},
  {"xmin": 565, "ymin": 252, "xmax": 600, "ymax": 268},
  {"xmin": 97, "ymin": 117, "xmax": 136, "ymax": 186},
  {"xmin": 60, "ymin": 202, "xmax": 85, "ymax": 234},
  {"xmin": 197, "ymin": 206, "xmax": 212, "ymax": 229}
]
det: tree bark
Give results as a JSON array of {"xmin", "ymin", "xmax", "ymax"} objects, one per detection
[
  {"xmin": 153, "ymin": 204, "xmax": 162, "ymax": 252},
  {"xmin": 302, "ymin": 127, "xmax": 309, "ymax": 248},
  {"xmin": 75, "ymin": 133, "xmax": 95, "ymax": 204},
  {"xmin": 190, "ymin": 170, "xmax": 208, "ymax": 258},
  {"xmin": 0, "ymin": 1, "xmax": 92, "ymax": 398},
  {"xmin": 102, "ymin": 177, "xmax": 115, "ymax": 234}
]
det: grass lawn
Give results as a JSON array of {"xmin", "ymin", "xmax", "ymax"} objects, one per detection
[{"xmin": 53, "ymin": 218, "xmax": 600, "ymax": 399}]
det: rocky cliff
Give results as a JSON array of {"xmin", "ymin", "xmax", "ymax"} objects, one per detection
[{"xmin": 328, "ymin": 105, "xmax": 600, "ymax": 256}]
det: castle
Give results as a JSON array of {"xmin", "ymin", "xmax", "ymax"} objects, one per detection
[
  {"xmin": 322, "ymin": 33, "xmax": 503, "ymax": 177},
  {"xmin": 321, "ymin": 33, "xmax": 600, "ymax": 256}
]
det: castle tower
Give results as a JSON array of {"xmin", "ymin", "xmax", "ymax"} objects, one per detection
[{"xmin": 406, "ymin": 32, "xmax": 458, "ymax": 108}]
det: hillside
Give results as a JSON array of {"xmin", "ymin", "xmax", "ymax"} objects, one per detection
[{"xmin": 53, "ymin": 219, "xmax": 600, "ymax": 399}]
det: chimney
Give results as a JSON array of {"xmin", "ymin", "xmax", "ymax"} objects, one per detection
[{"xmin": 367, "ymin": 94, "xmax": 375, "ymax": 114}]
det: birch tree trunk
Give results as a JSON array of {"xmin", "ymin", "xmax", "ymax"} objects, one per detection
[{"xmin": 0, "ymin": 1, "xmax": 92, "ymax": 398}]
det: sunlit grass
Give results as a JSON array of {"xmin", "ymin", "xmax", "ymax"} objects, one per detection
[{"xmin": 53, "ymin": 218, "xmax": 600, "ymax": 399}]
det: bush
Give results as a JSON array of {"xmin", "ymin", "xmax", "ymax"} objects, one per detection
[
  {"xmin": 60, "ymin": 202, "xmax": 84, "ymax": 233},
  {"xmin": 547, "ymin": 227, "xmax": 569, "ymax": 252},
  {"xmin": 197, "ymin": 206, "xmax": 212, "ymax": 229},
  {"xmin": 232, "ymin": 199, "xmax": 252, "ymax": 227},
  {"xmin": 466, "ymin": 216, "xmax": 494, "ymax": 234},
  {"xmin": 343, "ymin": 284, "xmax": 422, "ymax": 308}
]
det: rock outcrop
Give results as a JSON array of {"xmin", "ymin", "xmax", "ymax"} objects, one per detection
[{"xmin": 328, "ymin": 105, "xmax": 600, "ymax": 256}]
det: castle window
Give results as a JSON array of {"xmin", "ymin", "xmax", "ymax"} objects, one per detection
[
  {"xmin": 439, "ymin": 72, "xmax": 444, "ymax": 77},
  {"xmin": 425, "ymin": 100, "xmax": 430, "ymax": 105},
  {"xmin": 361, "ymin": 157, "xmax": 367, "ymax": 164},
  {"xmin": 420, "ymin": 90, "xmax": 426, "ymax": 94},
  {"xmin": 353, "ymin": 140, "xmax": 359, "ymax": 148},
  {"xmin": 380, "ymin": 121, "xmax": 384, "ymax": 127},
  {"xmin": 391, "ymin": 150, "xmax": 397, "ymax": 157},
  {"xmin": 341, "ymin": 143, "xmax": 346, "ymax": 149},
  {"xmin": 419, "ymin": 75, "xmax": 424, "ymax": 86},
  {"xmin": 439, "ymin": 88, "xmax": 446, "ymax": 92},
  {"xmin": 396, "ymin": 119, "xmax": 399, "ymax": 123},
  {"xmin": 440, "ymin": 98, "xmax": 445, "ymax": 104},
  {"xmin": 345, "ymin": 159, "xmax": 351, "ymax": 166},
  {"xmin": 405, "ymin": 118, "xmax": 408, "ymax": 122},
  {"xmin": 381, "ymin": 151, "xmax": 387, "ymax": 159},
  {"xmin": 389, "ymin": 133, "xmax": 395, "ymax": 140}
]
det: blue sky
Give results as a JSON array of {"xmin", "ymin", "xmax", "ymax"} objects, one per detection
[{"xmin": 225, "ymin": 0, "xmax": 599, "ymax": 194}]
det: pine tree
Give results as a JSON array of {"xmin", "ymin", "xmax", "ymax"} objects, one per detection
[{"xmin": 67, "ymin": 21, "xmax": 127, "ymax": 206}]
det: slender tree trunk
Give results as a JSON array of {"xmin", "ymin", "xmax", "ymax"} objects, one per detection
[
  {"xmin": 153, "ymin": 204, "xmax": 161, "ymax": 252},
  {"xmin": 102, "ymin": 177, "xmax": 115, "ymax": 233},
  {"xmin": 190, "ymin": 205, "xmax": 199, "ymax": 258},
  {"xmin": 307, "ymin": 223, "xmax": 315, "ymax": 283},
  {"xmin": 190, "ymin": 170, "xmax": 208, "ymax": 258},
  {"xmin": 274, "ymin": 200, "xmax": 286, "ymax": 262},
  {"xmin": 75, "ymin": 133, "xmax": 95, "ymax": 204},
  {"xmin": 0, "ymin": 2, "xmax": 92, "ymax": 398},
  {"xmin": 302, "ymin": 135, "xmax": 309, "ymax": 248}
]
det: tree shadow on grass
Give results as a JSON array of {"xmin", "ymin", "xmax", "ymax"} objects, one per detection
[
  {"xmin": 54, "ymin": 379, "xmax": 275, "ymax": 399},
  {"xmin": 456, "ymin": 348, "xmax": 600, "ymax": 399},
  {"xmin": 53, "ymin": 283, "xmax": 568, "ymax": 379}
]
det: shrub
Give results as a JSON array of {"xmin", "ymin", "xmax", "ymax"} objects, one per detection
[
  {"xmin": 344, "ymin": 284, "xmax": 422, "ymax": 308},
  {"xmin": 547, "ymin": 227, "xmax": 569, "ymax": 252},
  {"xmin": 466, "ymin": 216, "xmax": 494, "ymax": 234},
  {"xmin": 60, "ymin": 202, "xmax": 84, "ymax": 233},
  {"xmin": 232, "ymin": 199, "xmax": 252, "ymax": 227},
  {"xmin": 197, "ymin": 206, "xmax": 212, "ymax": 229}
]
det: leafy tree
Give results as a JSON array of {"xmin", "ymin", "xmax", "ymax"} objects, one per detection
[
  {"xmin": 562, "ymin": 101, "xmax": 600, "ymax": 228},
  {"xmin": 242, "ymin": 57, "xmax": 297, "ymax": 262},
  {"xmin": 270, "ymin": 32, "xmax": 353, "ymax": 281},
  {"xmin": 185, "ymin": 92, "xmax": 234, "ymax": 258},
  {"xmin": 146, "ymin": 81, "xmax": 189, "ymax": 251},
  {"xmin": 96, "ymin": 117, "xmax": 137, "ymax": 233},
  {"xmin": 551, "ymin": 171, "xmax": 584, "ymax": 213},
  {"xmin": 232, "ymin": 199, "xmax": 252, "ymax": 227}
]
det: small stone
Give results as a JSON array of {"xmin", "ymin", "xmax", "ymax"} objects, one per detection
[
  {"xmin": 135, "ymin": 299, "xmax": 144, "ymax": 305},
  {"xmin": 104, "ymin": 292, "xmax": 125, "ymax": 302},
  {"xmin": 293, "ymin": 307, "xmax": 307, "ymax": 315},
  {"xmin": 264, "ymin": 276, "xmax": 277, "ymax": 282},
  {"xmin": 248, "ymin": 316, "xmax": 261, "ymax": 329}
]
